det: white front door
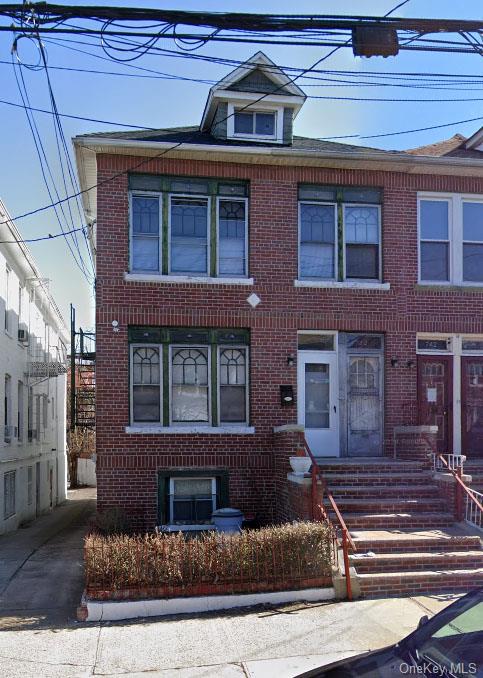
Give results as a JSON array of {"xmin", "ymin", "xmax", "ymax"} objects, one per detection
[{"xmin": 298, "ymin": 351, "xmax": 339, "ymax": 457}]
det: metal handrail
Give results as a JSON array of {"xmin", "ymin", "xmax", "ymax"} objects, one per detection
[
  {"xmin": 303, "ymin": 437, "xmax": 356, "ymax": 601},
  {"xmin": 436, "ymin": 454, "xmax": 483, "ymax": 521}
]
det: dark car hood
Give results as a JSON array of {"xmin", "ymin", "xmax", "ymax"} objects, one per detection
[{"xmin": 295, "ymin": 643, "xmax": 411, "ymax": 677}]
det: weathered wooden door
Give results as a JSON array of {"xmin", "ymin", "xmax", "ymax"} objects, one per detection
[
  {"xmin": 417, "ymin": 355, "xmax": 452, "ymax": 453},
  {"xmin": 461, "ymin": 357, "xmax": 483, "ymax": 458}
]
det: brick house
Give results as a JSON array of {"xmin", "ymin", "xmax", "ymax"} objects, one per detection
[{"xmin": 74, "ymin": 52, "xmax": 483, "ymax": 533}]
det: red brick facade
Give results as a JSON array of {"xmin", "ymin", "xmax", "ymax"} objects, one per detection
[{"xmin": 95, "ymin": 152, "xmax": 483, "ymax": 529}]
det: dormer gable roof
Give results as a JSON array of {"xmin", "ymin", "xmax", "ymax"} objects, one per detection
[
  {"xmin": 200, "ymin": 51, "xmax": 306, "ymax": 133},
  {"xmin": 465, "ymin": 126, "xmax": 483, "ymax": 152}
]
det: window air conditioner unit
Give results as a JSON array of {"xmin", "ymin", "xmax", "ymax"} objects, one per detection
[{"xmin": 18, "ymin": 328, "xmax": 28, "ymax": 343}]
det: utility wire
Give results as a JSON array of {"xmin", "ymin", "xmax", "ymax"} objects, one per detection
[
  {"xmin": 0, "ymin": 95, "xmax": 481, "ymax": 142},
  {"xmin": 37, "ymin": 36, "xmax": 95, "ymax": 275},
  {"xmin": 0, "ymin": 36, "xmax": 352, "ymax": 227},
  {"xmin": 5, "ymin": 56, "xmax": 483, "ymax": 91},
  {"xmin": 1, "ymin": 0, "xmax": 477, "ymax": 230},
  {"xmin": 0, "ymin": 228, "xmax": 83, "ymax": 244},
  {"xmin": 11, "ymin": 41, "xmax": 93, "ymax": 282}
]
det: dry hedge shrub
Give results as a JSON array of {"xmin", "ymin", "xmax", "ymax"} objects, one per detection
[{"xmin": 84, "ymin": 521, "xmax": 333, "ymax": 591}]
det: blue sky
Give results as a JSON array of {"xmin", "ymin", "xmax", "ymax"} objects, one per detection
[{"xmin": 0, "ymin": 0, "xmax": 482, "ymax": 329}]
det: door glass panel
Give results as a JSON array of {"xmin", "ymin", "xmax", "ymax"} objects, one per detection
[
  {"xmin": 298, "ymin": 334, "xmax": 334, "ymax": 351},
  {"xmin": 349, "ymin": 357, "xmax": 379, "ymax": 432},
  {"xmin": 305, "ymin": 363, "xmax": 330, "ymax": 429}
]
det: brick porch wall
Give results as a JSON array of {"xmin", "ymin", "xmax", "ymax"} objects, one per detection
[{"xmin": 95, "ymin": 153, "xmax": 483, "ymax": 528}]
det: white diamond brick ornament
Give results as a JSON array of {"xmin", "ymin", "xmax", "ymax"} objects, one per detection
[{"xmin": 247, "ymin": 292, "xmax": 261, "ymax": 308}]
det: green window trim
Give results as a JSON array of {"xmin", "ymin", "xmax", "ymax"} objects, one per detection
[
  {"xmin": 157, "ymin": 469, "xmax": 229, "ymax": 525},
  {"xmin": 128, "ymin": 326, "xmax": 250, "ymax": 345},
  {"xmin": 129, "ymin": 326, "xmax": 250, "ymax": 428},
  {"xmin": 129, "ymin": 174, "xmax": 249, "ymax": 278},
  {"xmin": 298, "ymin": 183, "xmax": 383, "ymax": 283}
]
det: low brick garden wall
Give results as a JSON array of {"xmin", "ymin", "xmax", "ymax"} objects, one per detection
[{"xmin": 84, "ymin": 522, "xmax": 334, "ymax": 601}]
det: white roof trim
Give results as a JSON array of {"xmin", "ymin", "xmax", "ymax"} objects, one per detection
[
  {"xmin": 212, "ymin": 51, "xmax": 305, "ymax": 98},
  {"xmin": 200, "ymin": 51, "xmax": 306, "ymax": 132},
  {"xmin": 0, "ymin": 198, "xmax": 68, "ymax": 339},
  {"xmin": 465, "ymin": 126, "xmax": 483, "ymax": 151}
]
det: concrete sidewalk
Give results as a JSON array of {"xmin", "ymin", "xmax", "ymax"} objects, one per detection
[
  {"xmin": 0, "ymin": 487, "xmax": 96, "ymax": 630},
  {"xmin": 0, "ymin": 490, "xmax": 460, "ymax": 677},
  {"xmin": 0, "ymin": 591, "xmax": 458, "ymax": 677}
]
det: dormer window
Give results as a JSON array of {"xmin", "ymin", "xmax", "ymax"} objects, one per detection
[
  {"xmin": 234, "ymin": 110, "xmax": 276, "ymax": 138},
  {"xmin": 200, "ymin": 51, "xmax": 306, "ymax": 146},
  {"xmin": 227, "ymin": 103, "xmax": 283, "ymax": 143}
]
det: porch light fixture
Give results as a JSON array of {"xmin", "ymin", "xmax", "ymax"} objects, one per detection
[
  {"xmin": 406, "ymin": 360, "xmax": 415, "ymax": 368},
  {"xmin": 391, "ymin": 358, "xmax": 399, "ymax": 367},
  {"xmin": 287, "ymin": 354, "xmax": 295, "ymax": 367}
]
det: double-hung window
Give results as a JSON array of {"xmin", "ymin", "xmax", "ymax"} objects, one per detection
[
  {"xmin": 419, "ymin": 194, "xmax": 483, "ymax": 285},
  {"xmin": 234, "ymin": 110, "xmax": 276, "ymax": 138},
  {"xmin": 4, "ymin": 470, "xmax": 15, "ymax": 519},
  {"xmin": 129, "ymin": 327, "xmax": 249, "ymax": 428},
  {"xmin": 298, "ymin": 185, "xmax": 382, "ymax": 282},
  {"xmin": 169, "ymin": 477, "xmax": 216, "ymax": 524},
  {"xmin": 131, "ymin": 195, "xmax": 161, "ymax": 272},
  {"xmin": 129, "ymin": 175, "xmax": 249, "ymax": 279}
]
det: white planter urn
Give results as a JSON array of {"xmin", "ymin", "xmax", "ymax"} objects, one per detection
[{"xmin": 289, "ymin": 456, "xmax": 312, "ymax": 476}]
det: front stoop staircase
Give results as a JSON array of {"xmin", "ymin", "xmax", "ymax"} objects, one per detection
[{"xmin": 317, "ymin": 458, "xmax": 483, "ymax": 598}]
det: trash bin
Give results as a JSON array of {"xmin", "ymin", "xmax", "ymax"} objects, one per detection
[{"xmin": 211, "ymin": 507, "xmax": 244, "ymax": 534}]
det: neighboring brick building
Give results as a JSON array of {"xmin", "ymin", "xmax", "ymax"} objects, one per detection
[{"xmin": 74, "ymin": 52, "xmax": 483, "ymax": 531}]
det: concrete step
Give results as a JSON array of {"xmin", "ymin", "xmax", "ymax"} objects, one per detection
[
  {"xmin": 316, "ymin": 459, "xmax": 426, "ymax": 473},
  {"xmin": 325, "ymin": 497, "xmax": 446, "ymax": 513},
  {"xmin": 358, "ymin": 568, "xmax": 483, "ymax": 598},
  {"xmin": 334, "ymin": 511, "xmax": 454, "ymax": 529},
  {"xmin": 350, "ymin": 550, "xmax": 483, "ymax": 574},
  {"xmin": 352, "ymin": 531, "xmax": 481, "ymax": 554},
  {"xmin": 330, "ymin": 484, "xmax": 439, "ymax": 499},
  {"xmin": 322, "ymin": 472, "xmax": 432, "ymax": 487}
]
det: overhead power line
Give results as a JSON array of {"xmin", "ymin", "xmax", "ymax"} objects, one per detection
[
  {"xmin": 1, "ymin": 95, "xmax": 482, "ymax": 142},
  {"xmin": 1, "ymin": 1, "xmax": 480, "ymax": 232},
  {"xmin": 0, "ymin": 4, "xmax": 482, "ymax": 55},
  {"xmin": 1, "ymin": 4, "xmax": 482, "ymax": 34},
  {"xmin": 0, "ymin": 227, "xmax": 82, "ymax": 244}
]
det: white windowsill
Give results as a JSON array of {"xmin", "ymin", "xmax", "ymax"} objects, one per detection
[
  {"xmin": 417, "ymin": 282, "xmax": 483, "ymax": 290},
  {"xmin": 125, "ymin": 272, "xmax": 254, "ymax": 286},
  {"xmin": 294, "ymin": 279, "xmax": 390, "ymax": 290},
  {"xmin": 125, "ymin": 425, "xmax": 255, "ymax": 434},
  {"xmin": 158, "ymin": 524, "xmax": 215, "ymax": 533}
]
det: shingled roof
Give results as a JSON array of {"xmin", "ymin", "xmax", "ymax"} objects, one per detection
[
  {"xmin": 75, "ymin": 125, "xmax": 406, "ymax": 156},
  {"xmin": 406, "ymin": 133, "xmax": 482, "ymax": 158}
]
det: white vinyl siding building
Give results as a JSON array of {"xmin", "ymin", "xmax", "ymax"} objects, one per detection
[{"xmin": 0, "ymin": 199, "xmax": 68, "ymax": 536}]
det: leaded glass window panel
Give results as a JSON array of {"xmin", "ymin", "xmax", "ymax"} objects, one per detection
[
  {"xmin": 299, "ymin": 203, "xmax": 336, "ymax": 279},
  {"xmin": 171, "ymin": 348, "xmax": 209, "ymax": 422},
  {"xmin": 132, "ymin": 347, "xmax": 160, "ymax": 422},
  {"xmin": 344, "ymin": 206, "xmax": 380, "ymax": 280},
  {"xmin": 219, "ymin": 348, "xmax": 247, "ymax": 423},
  {"xmin": 170, "ymin": 198, "xmax": 208, "ymax": 274},
  {"xmin": 218, "ymin": 200, "xmax": 246, "ymax": 276},
  {"xmin": 131, "ymin": 196, "xmax": 160, "ymax": 272}
]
